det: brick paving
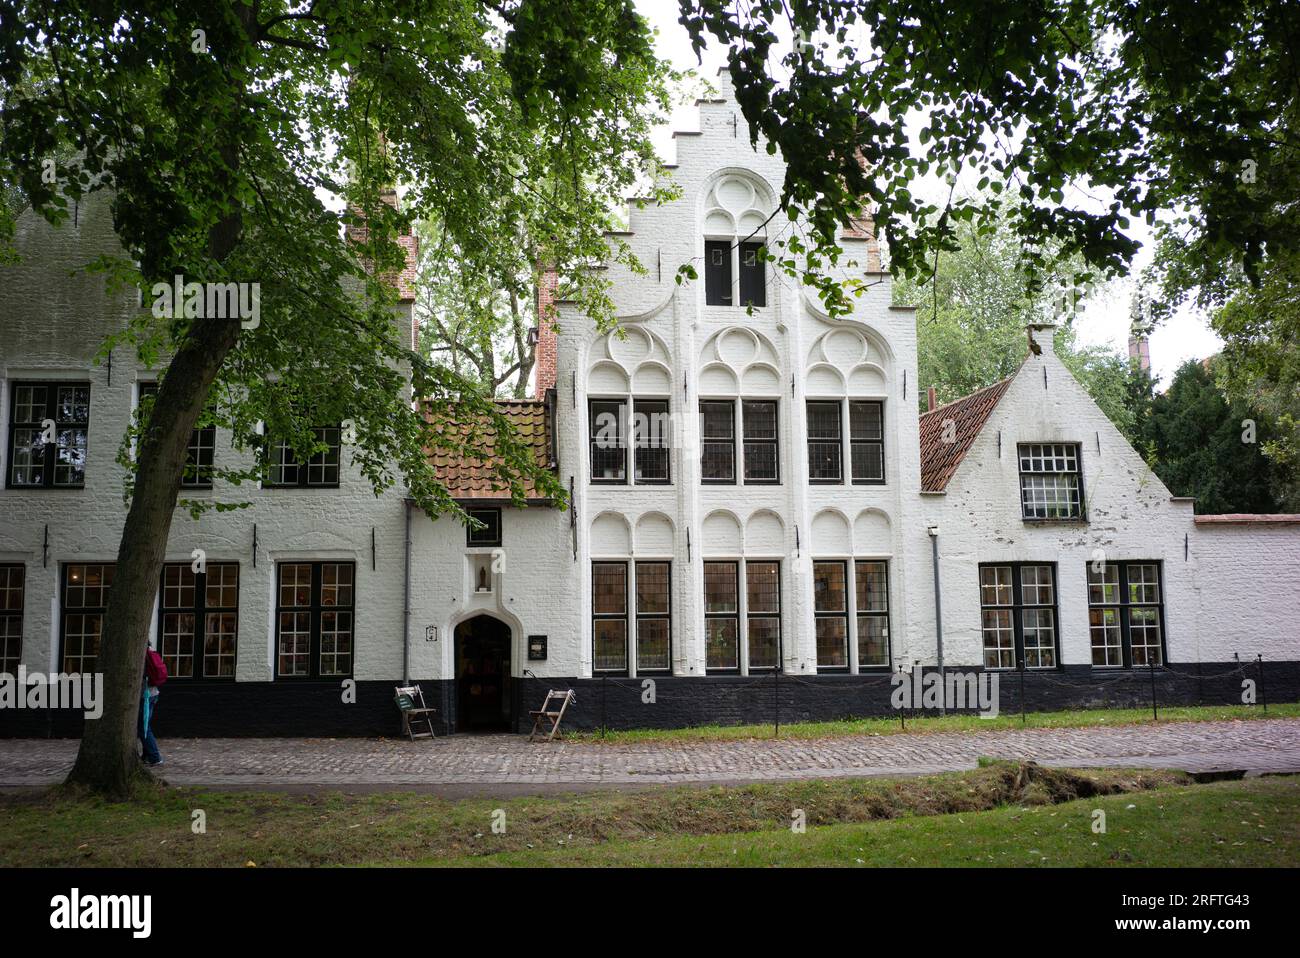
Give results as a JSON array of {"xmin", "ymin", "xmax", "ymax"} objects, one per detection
[{"xmin": 1, "ymin": 718, "xmax": 1298, "ymax": 791}]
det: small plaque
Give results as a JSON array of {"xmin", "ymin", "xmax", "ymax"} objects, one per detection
[{"xmin": 527, "ymin": 634, "xmax": 548, "ymax": 661}]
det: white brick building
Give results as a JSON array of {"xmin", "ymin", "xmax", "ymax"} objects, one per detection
[{"xmin": 2, "ymin": 74, "xmax": 1297, "ymax": 736}]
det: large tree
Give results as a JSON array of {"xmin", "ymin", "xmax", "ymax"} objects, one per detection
[
  {"xmin": 680, "ymin": 1, "xmax": 1299, "ymax": 309},
  {"xmin": 1138, "ymin": 359, "xmax": 1281, "ymax": 514},
  {"xmin": 0, "ymin": 0, "xmax": 674, "ymax": 797}
]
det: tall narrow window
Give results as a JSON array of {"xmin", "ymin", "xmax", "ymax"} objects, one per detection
[
  {"xmin": 0, "ymin": 564, "xmax": 24, "ymax": 675},
  {"xmin": 746, "ymin": 561, "xmax": 781, "ymax": 671},
  {"xmin": 813, "ymin": 560, "xmax": 849, "ymax": 670},
  {"xmin": 276, "ymin": 561, "xmax": 354, "ymax": 678},
  {"xmin": 267, "ymin": 426, "xmax": 341, "ymax": 488},
  {"xmin": 1018, "ymin": 443, "xmax": 1083, "ymax": 519},
  {"xmin": 855, "ymin": 560, "xmax": 890, "ymax": 667},
  {"xmin": 139, "ymin": 382, "xmax": 215, "ymax": 488},
  {"xmin": 61, "ymin": 563, "xmax": 114, "ymax": 673},
  {"xmin": 849, "ymin": 401, "xmax": 884, "ymax": 483},
  {"xmin": 807, "ymin": 401, "xmax": 842, "ymax": 482},
  {"xmin": 979, "ymin": 563, "xmax": 1058, "ymax": 670},
  {"xmin": 592, "ymin": 562, "xmax": 628, "ymax": 673},
  {"xmin": 589, "ymin": 399, "xmax": 626, "ymax": 483},
  {"xmin": 1087, "ymin": 563, "xmax": 1122, "ymax": 667},
  {"xmin": 632, "ymin": 399, "xmax": 670, "ymax": 483},
  {"xmin": 635, "ymin": 561, "xmax": 671, "ymax": 673},
  {"xmin": 742, "ymin": 400, "xmax": 779, "ymax": 482},
  {"xmin": 7, "ymin": 382, "xmax": 90, "ymax": 488},
  {"xmin": 160, "ymin": 562, "xmax": 239, "ymax": 679},
  {"xmin": 704, "ymin": 561, "xmax": 739, "ymax": 671},
  {"xmin": 1089, "ymin": 562, "xmax": 1165, "ymax": 667},
  {"xmin": 699, "ymin": 400, "xmax": 735, "ymax": 482},
  {"xmin": 739, "ymin": 241, "xmax": 766, "ymax": 307},
  {"xmin": 979, "ymin": 566, "xmax": 1015, "ymax": 669},
  {"xmin": 704, "ymin": 239, "xmax": 733, "ymax": 305}
]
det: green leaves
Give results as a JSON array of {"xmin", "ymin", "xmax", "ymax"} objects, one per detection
[{"xmin": 678, "ymin": 0, "xmax": 1297, "ymax": 307}]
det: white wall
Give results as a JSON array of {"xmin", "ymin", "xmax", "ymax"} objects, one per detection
[
  {"xmin": 915, "ymin": 327, "xmax": 1300, "ymax": 667},
  {"xmin": 0, "ymin": 194, "xmax": 410, "ymax": 682}
]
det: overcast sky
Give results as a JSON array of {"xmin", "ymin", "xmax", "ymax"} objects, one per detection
[{"xmin": 633, "ymin": 1, "xmax": 1223, "ymax": 385}]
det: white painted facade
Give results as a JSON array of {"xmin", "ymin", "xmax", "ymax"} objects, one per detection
[
  {"xmin": 1, "ymin": 72, "xmax": 1297, "ymax": 719},
  {"xmin": 915, "ymin": 328, "xmax": 1300, "ymax": 670}
]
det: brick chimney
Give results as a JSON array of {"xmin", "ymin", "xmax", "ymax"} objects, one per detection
[
  {"xmin": 345, "ymin": 188, "xmax": 418, "ymax": 313},
  {"xmin": 1127, "ymin": 334, "xmax": 1151, "ymax": 373},
  {"xmin": 533, "ymin": 267, "xmax": 559, "ymax": 400},
  {"xmin": 927, "ymin": 386, "xmax": 937, "ymax": 413},
  {"xmin": 842, "ymin": 149, "xmax": 882, "ymax": 272}
]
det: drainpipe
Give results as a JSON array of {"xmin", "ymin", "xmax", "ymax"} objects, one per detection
[
  {"xmin": 928, "ymin": 526, "xmax": 945, "ymax": 713},
  {"xmin": 402, "ymin": 497, "xmax": 413, "ymax": 685}
]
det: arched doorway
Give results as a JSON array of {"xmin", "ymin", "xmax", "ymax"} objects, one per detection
[{"xmin": 453, "ymin": 615, "xmax": 513, "ymax": 732}]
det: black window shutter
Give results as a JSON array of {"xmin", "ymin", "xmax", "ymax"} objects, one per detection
[{"xmin": 739, "ymin": 241, "xmax": 765, "ymax": 307}]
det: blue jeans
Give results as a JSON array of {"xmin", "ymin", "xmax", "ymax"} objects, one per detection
[{"xmin": 138, "ymin": 688, "xmax": 161, "ymax": 764}]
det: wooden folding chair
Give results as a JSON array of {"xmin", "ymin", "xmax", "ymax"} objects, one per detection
[
  {"xmin": 528, "ymin": 689, "xmax": 576, "ymax": 742},
  {"xmin": 394, "ymin": 685, "xmax": 438, "ymax": 741}
]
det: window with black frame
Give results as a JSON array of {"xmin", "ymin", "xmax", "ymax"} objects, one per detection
[
  {"xmin": 742, "ymin": 400, "xmax": 779, "ymax": 482},
  {"xmin": 1087, "ymin": 561, "xmax": 1165, "ymax": 667},
  {"xmin": 979, "ymin": 563, "xmax": 1059, "ymax": 670},
  {"xmin": 266, "ymin": 426, "xmax": 342, "ymax": 488},
  {"xmin": 592, "ymin": 561, "xmax": 628, "ymax": 673},
  {"xmin": 699, "ymin": 400, "xmax": 735, "ymax": 482},
  {"xmin": 745, "ymin": 561, "xmax": 780, "ymax": 670},
  {"xmin": 635, "ymin": 561, "xmax": 671, "ymax": 673},
  {"xmin": 275, "ymin": 561, "xmax": 354, "ymax": 678},
  {"xmin": 589, "ymin": 399, "xmax": 626, "ymax": 483},
  {"xmin": 1018, "ymin": 443, "xmax": 1083, "ymax": 520},
  {"xmin": 849, "ymin": 401, "xmax": 884, "ymax": 483},
  {"xmin": 61, "ymin": 563, "xmax": 114, "ymax": 674},
  {"xmin": 806, "ymin": 401, "xmax": 842, "ymax": 482},
  {"xmin": 813, "ymin": 560, "xmax": 849, "ymax": 669},
  {"xmin": 159, "ymin": 562, "xmax": 238, "ymax": 678},
  {"xmin": 0, "ymin": 564, "xmax": 24, "ymax": 675},
  {"xmin": 855, "ymin": 560, "xmax": 890, "ymax": 667},
  {"xmin": 466, "ymin": 508, "xmax": 502, "ymax": 547},
  {"xmin": 632, "ymin": 399, "xmax": 670, "ymax": 483},
  {"xmin": 7, "ymin": 382, "xmax": 90, "ymax": 488},
  {"xmin": 703, "ymin": 561, "xmax": 739, "ymax": 671},
  {"xmin": 138, "ymin": 382, "xmax": 216, "ymax": 488}
]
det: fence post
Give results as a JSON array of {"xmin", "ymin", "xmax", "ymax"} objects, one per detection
[
  {"xmin": 601, "ymin": 674, "xmax": 607, "ymax": 738},
  {"xmin": 1149, "ymin": 657, "xmax": 1158, "ymax": 722},
  {"xmin": 1019, "ymin": 657, "xmax": 1026, "ymax": 725},
  {"xmin": 1257, "ymin": 654, "xmax": 1267, "ymax": 713},
  {"xmin": 773, "ymin": 667, "xmax": 780, "ymax": 739}
]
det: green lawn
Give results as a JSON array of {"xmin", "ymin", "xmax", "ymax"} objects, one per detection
[
  {"xmin": 1, "ymin": 761, "xmax": 1294, "ymax": 868},
  {"xmin": 415, "ymin": 776, "xmax": 1299, "ymax": 868},
  {"xmin": 565, "ymin": 703, "xmax": 1300, "ymax": 744}
]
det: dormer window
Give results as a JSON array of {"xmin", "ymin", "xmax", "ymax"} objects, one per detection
[{"xmin": 702, "ymin": 175, "xmax": 769, "ymax": 308}]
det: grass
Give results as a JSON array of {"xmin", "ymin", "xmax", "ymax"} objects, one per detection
[
  {"xmin": 415, "ymin": 776, "xmax": 1300, "ymax": 868},
  {"xmin": 1, "ymin": 761, "xmax": 1294, "ymax": 868},
  {"xmin": 563, "ymin": 702, "xmax": 1300, "ymax": 744}
]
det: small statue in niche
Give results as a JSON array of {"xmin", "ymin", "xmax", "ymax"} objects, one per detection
[{"xmin": 477, "ymin": 564, "xmax": 489, "ymax": 592}]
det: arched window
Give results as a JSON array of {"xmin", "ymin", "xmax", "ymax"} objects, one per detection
[{"xmin": 702, "ymin": 174, "xmax": 771, "ymax": 308}]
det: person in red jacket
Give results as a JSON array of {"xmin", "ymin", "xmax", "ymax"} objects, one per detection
[{"xmin": 139, "ymin": 649, "xmax": 165, "ymax": 767}]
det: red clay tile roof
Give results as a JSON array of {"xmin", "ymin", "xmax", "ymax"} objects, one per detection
[
  {"xmin": 918, "ymin": 377, "xmax": 1015, "ymax": 492},
  {"xmin": 1193, "ymin": 514, "xmax": 1300, "ymax": 524},
  {"xmin": 427, "ymin": 399, "xmax": 555, "ymax": 501}
]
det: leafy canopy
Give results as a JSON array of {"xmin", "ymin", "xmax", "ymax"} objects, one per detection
[{"xmin": 0, "ymin": 0, "xmax": 677, "ymax": 516}]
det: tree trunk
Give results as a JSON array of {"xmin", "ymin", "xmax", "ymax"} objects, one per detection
[{"xmin": 65, "ymin": 5, "xmax": 253, "ymax": 798}]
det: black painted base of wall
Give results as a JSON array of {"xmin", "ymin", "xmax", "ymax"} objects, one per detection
[{"xmin": 1, "ymin": 661, "xmax": 1296, "ymax": 739}]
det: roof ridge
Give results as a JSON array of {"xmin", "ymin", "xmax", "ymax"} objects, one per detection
[{"xmin": 919, "ymin": 373, "xmax": 1014, "ymax": 421}]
